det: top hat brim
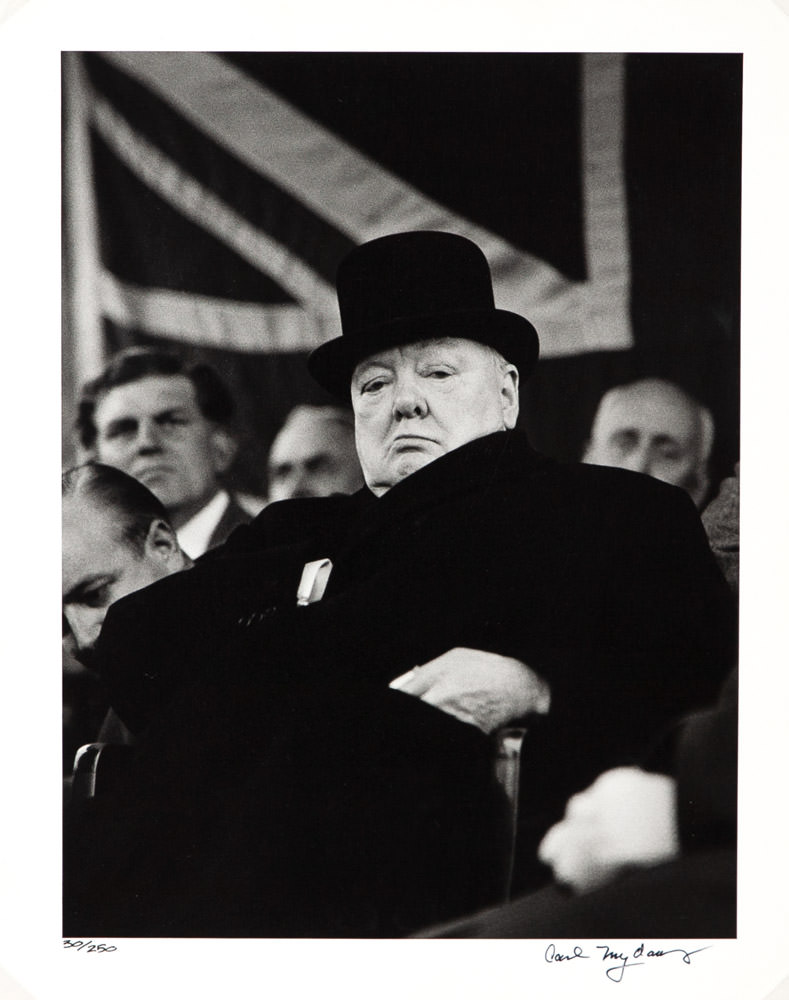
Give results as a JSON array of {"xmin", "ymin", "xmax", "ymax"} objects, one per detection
[{"xmin": 307, "ymin": 308, "xmax": 539, "ymax": 399}]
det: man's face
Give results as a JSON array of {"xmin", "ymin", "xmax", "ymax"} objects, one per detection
[
  {"xmin": 268, "ymin": 409, "xmax": 364, "ymax": 502},
  {"xmin": 91, "ymin": 375, "xmax": 231, "ymax": 527},
  {"xmin": 62, "ymin": 500, "xmax": 179, "ymax": 660},
  {"xmin": 351, "ymin": 338, "xmax": 519, "ymax": 496},
  {"xmin": 584, "ymin": 385, "xmax": 705, "ymax": 499}
]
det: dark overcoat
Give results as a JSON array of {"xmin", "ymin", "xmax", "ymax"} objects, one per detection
[
  {"xmin": 65, "ymin": 431, "xmax": 735, "ymax": 937},
  {"xmin": 206, "ymin": 494, "xmax": 252, "ymax": 551}
]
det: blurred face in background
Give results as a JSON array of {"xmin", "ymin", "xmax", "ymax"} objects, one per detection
[
  {"xmin": 267, "ymin": 406, "xmax": 364, "ymax": 502},
  {"xmin": 583, "ymin": 379, "xmax": 712, "ymax": 507},
  {"xmin": 351, "ymin": 337, "xmax": 519, "ymax": 497},
  {"xmin": 91, "ymin": 375, "xmax": 234, "ymax": 528}
]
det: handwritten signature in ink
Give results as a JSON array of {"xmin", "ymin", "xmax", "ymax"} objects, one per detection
[{"xmin": 545, "ymin": 942, "xmax": 710, "ymax": 982}]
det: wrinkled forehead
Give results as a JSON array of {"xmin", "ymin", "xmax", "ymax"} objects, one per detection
[
  {"xmin": 596, "ymin": 386, "xmax": 701, "ymax": 445},
  {"xmin": 352, "ymin": 337, "xmax": 491, "ymax": 379},
  {"xmin": 94, "ymin": 374, "xmax": 200, "ymax": 423},
  {"xmin": 271, "ymin": 409, "xmax": 356, "ymax": 459}
]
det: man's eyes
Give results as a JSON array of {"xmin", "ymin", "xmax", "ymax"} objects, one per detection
[
  {"xmin": 78, "ymin": 584, "xmax": 111, "ymax": 608},
  {"xmin": 610, "ymin": 431, "xmax": 638, "ymax": 453},
  {"xmin": 305, "ymin": 456, "xmax": 331, "ymax": 473},
  {"xmin": 62, "ymin": 585, "xmax": 110, "ymax": 630},
  {"xmin": 360, "ymin": 377, "xmax": 389, "ymax": 394},
  {"xmin": 360, "ymin": 370, "xmax": 452, "ymax": 392},
  {"xmin": 103, "ymin": 421, "xmax": 136, "ymax": 440},
  {"xmin": 102, "ymin": 413, "xmax": 189, "ymax": 438}
]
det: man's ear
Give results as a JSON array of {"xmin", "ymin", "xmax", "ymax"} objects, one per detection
[
  {"xmin": 501, "ymin": 365, "xmax": 520, "ymax": 430},
  {"xmin": 144, "ymin": 518, "xmax": 183, "ymax": 568},
  {"xmin": 686, "ymin": 465, "xmax": 710, "ymax": 509},
  {"xmin": 209, "ymin": 427, "xmax": 238, "ymax": 475}
]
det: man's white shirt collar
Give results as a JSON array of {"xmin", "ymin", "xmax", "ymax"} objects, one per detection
[{"xmin": 176, "ymin": 490, "xmax": 230, "ymax": 559}]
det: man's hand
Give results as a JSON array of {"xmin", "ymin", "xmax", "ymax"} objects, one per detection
[
  {"xmin": 389, "ymin": 647, "xmax": 550, "ymax": 734},
  {"xmin": 537, "ymin": 766, "xmax": 680, "ymax": 894}
]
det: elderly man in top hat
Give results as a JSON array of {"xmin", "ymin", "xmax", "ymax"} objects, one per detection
[{"xmin": 65, "ymin": 232, "xmax": 734, "ymax": 940}]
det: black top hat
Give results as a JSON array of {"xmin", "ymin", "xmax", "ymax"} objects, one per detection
[{"xmin": 307, "ymin": 231, "xmax": 540, "ymax": 398}]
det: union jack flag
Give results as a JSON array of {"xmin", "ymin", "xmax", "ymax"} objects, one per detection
[{"xmin": 62, "ymin": 52, "xmax": 741, "ymax": 492}]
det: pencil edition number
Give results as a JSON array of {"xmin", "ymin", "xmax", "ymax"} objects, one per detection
[{"xmin": 63, "ymin": 939, "xmax": 117, "ymax": 953}]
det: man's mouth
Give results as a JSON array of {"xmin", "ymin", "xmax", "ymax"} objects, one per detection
[
  {"xmin": 391, "ymin": 434, "xmax": 436, "ymax": 448},
  {"xmin": 134, "ymin": 464, "xmax": 174, "ymax": 480}
]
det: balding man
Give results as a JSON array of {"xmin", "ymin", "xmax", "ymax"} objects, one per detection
[
  {"xmin": 63, "ymin": 463, "xmax": 191, "ymax": 663},
  {"xmin": 66, "ymin": 232, "xmax": 733, "ymax": 939},
  {"xmin": 267, "ymin": 405, "xmax": 364, "ymax": 501},
  {"xmin": 582, "ymin": 378, "xmax": 714, "ymax": 507},
  {"xmin": 62, "ymin": 464, "xmax": 193, "ymax": 756}
]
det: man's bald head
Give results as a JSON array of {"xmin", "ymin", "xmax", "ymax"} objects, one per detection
[
  {"xmin": 62, "ymin": 464, "xmax": 190, "ymax": 660},
  {"xmin": 583, "ymin": 378, "xmax": 714, "ymax": 507},
  {"xmin": 63, "ymin": 463, "xmax": 173, "ymax": 553}
]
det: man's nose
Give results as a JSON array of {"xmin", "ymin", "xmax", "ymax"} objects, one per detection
[
  {"xmin": 392, "ymin": 375, "xmax": 427, "ymax": 420},
  {"xmin": 66, "ymin": 609, "xmax": 104, "ymax": 655},
  {"xmin": 620, "ymin": 446, "xmax": 652, "ymax": 476},
  {"xmin": 136, "ymin": 418, "xmax": 163, "ymax": 453},
  {"xmin": 288, "ymin": 466, "xmax": 316, "ymax": 499}
]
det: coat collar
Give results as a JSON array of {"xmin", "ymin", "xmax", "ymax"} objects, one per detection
[{"xmin": 341, "ymin": 430, "xmax": 550, "ymax": 549}]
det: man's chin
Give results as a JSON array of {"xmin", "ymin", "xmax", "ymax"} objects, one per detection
[
  {"xmin": 138, "ymin": 469, "xmax": 169, "ymax": 486},
  {"xmin": 365, "ymin": 449, "xmax": 442, "ymax": 495},
  {"xmin": 392, "ymin": 451, "xmax": 437, "ymax": 482},
  {"xmin": 136, "ymin": 474, "xmax": 181, "ymax": 507}
]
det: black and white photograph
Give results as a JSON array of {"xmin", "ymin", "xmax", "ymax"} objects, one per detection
[
  {"xmin": 1, "ymin": 2, "xmax": 789, "ymax": 999},
  {"xmin": 59, "ymin": 49, "xmax": 741, "ymax": 939}
]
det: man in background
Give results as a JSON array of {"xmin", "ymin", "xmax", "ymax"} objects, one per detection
[
  {"xmin": 267, "ymin": 404, "xmax": 364, "ymax": 501},
  {"xmin": 63, "ymin": 463, "xmax": 191, "ymax": 665},
  {"xmin": 76, "ymin": 348, "xmax": 250, "ymax": 557},
  {"xmin": 582, "ymin": 377, "xmax": 714, "ymax": 507}
]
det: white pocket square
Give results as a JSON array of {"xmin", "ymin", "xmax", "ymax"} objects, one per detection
[{"xmin": 296, "ymin": 558, "xmax": 333, "ymax": 606}]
